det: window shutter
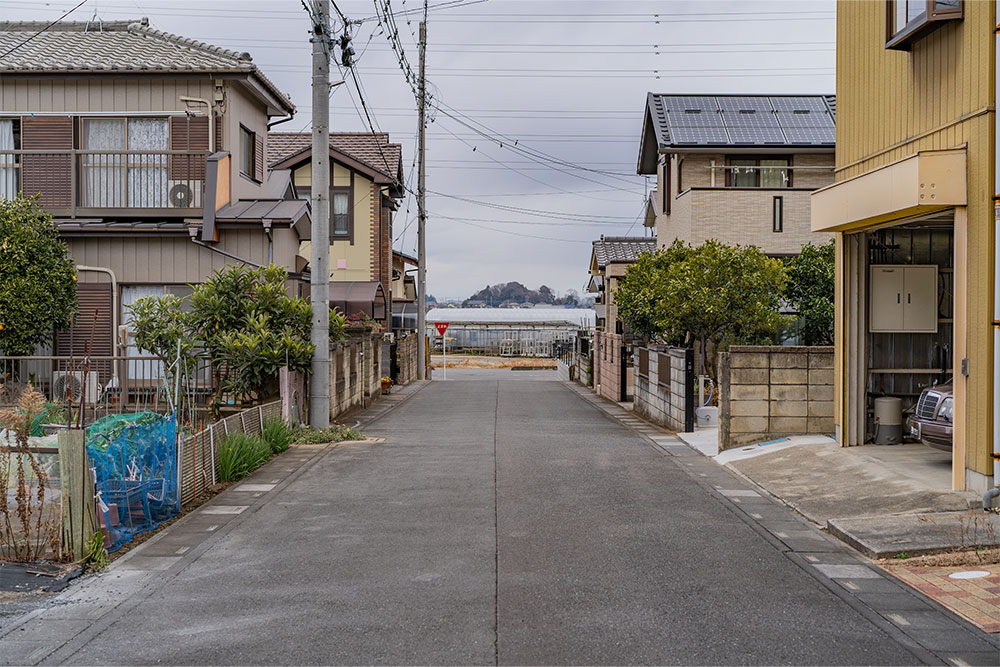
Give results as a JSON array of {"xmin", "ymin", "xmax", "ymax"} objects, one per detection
[
  {"xmin": 254, "ymin": 133, "xmax": 264, "ymax": 182},
  {"xmin": 55, "ymin": 283, "xmax": 114, "ymax": 357},
  {"xmin": 20, "ymin": 116, "xmax": 73, "ymax": 207},
  {"xmin": 168, "ymin": 116, "xmax": 209, "ymax": 181}
]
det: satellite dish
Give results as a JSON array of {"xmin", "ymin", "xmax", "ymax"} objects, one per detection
[{"xmin": 169, "ymin": 183, "xmax": 194, "ymax": 208}]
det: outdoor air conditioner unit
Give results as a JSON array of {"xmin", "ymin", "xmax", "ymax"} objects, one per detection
[
  {"xmin": 51, "ymin": 371, "xmax": 101, "ymax": 405},
  {"xmin": 167, "ymin": 180, "xmax": 202, "ymax": 209}
]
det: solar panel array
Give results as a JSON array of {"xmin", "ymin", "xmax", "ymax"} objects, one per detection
[{"xmin": 655, "ymin": 95, "xmax": 835, "ymax": 147}]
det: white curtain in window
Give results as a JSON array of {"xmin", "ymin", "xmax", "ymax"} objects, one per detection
[
  {"xmin": 82, "ymin": 119, "xmax": 126, "ymax": 207},
  {"xmin": 127, "ymin": 118, "xmax": 168, "ymax": 207},
  {"xmin": 0, "ymin": 120, "xmax": 16, "ymax": 201},
  {"xmin": 332, "ymin": 191, "xmax": 349, "ymax": 235},
  {"xmin": 122, "ymin": 285, "xmax": 166, "ymax": 381}
]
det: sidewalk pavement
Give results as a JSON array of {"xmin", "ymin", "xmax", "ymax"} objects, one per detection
[{"xmin": 585, "ymin": 385, "xmax": 1000, "ymax": 638}]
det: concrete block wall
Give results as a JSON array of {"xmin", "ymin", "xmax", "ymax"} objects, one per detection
[
  {"xmin": 633, "ymin": 347, "xmax": 688, "ymax": 432},
  {"xmin": 719, "ymin": 345, "xmax": 834, "ymax": 451}
]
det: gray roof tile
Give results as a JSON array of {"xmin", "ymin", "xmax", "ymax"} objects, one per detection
[
  {"xmin": 0, "ymin": 20, "xmax": 293, "ymax": 112},
  {"xmin": 592, "ymin": 236, "xmax": 656, "ymax": 268}
]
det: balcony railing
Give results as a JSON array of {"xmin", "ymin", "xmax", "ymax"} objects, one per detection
[{"xmin": 0, "ymin": 149, "xmax": 208, "ymax": 216}]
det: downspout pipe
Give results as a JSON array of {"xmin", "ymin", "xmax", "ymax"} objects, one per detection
[{"xmin": 988, "ymin": 0, "xmax": 1000, "ymax": 510}]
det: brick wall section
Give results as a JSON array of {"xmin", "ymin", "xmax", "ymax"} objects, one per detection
[
  {"xmin": 719, "ymin": 345, "xmax": 834, "ymax": 450},
  {"xmin": 633, "ymin": 346, "xmax": 688, "ymax": 432},
  {"xmin": 595, "ymin": 331, "xmax": 624, "ymax": 402}
]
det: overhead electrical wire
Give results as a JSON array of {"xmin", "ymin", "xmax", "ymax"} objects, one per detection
[{"xmin": 0, "ymin": 0, "xmax": 89, "ymax": 60}]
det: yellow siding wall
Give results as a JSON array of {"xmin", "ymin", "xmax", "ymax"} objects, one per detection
[
  {"xmin": 295, "ymin": 161, "xmax": 375, "ymax": 282},
  {"xmin": 835, "ymin": 0, "xmax": 995, "ymax": 474}
]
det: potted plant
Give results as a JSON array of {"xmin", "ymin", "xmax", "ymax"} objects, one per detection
[{"xmin": 380, "ymin": 376, "xmax": 393, "ymax": 394}]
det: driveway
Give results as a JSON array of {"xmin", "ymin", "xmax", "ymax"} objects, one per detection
[{"xmin": 1, "ymin": 375, "xmax": 995, "ymax": 665}]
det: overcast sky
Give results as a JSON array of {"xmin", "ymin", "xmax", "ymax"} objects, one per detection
[{"xmin": 6, "ymin": 0, "xmax": 835, "ymax": 300}]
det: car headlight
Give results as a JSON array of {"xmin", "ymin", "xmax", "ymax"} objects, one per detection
[{"xmin": 937, "ymin": 397, "xmax": 953, "ymax": 422}]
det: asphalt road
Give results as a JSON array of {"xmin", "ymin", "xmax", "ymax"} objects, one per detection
[{"xmin": 3, "ymin": 376, "xmax": 958, "ymax": 665}]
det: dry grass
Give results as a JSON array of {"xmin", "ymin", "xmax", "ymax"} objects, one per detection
[
  {"xmin": 431, "ymin": 355, "xmax": 556, "ymax": 370},
  {"xmin": 881, "ymin": 547, "xmax": 1000, "ymax": 568}
]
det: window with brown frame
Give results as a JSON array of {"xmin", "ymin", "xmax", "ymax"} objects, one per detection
[
  {"xmin": 886, "ymin": 0, "xmax": 962, "ymax": 50},
  {"xmin": 773, "ymin": 196, "xmax": 784, "ymax": 233},
  {"xmin": 240, "ymin": 125, "xmax": 255, "ymax": 179},
  {"xmin": 331, "ymin": 187, "xmax": 351, "ymax": 237},
  {"xmin": 725, "ymin": 156, "xmax": 791, "ymax": 188}
]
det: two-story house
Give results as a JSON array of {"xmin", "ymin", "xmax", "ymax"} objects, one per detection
[
  {"xmin": 810, "ymin": 0, "xmax": 994, "ymax": 497},
  {"xmin": 587, "ymin": 235, "xmax": 656, "ymax": 403},
  {"xmin": 637, "ymin": 94, "xmax": 835, "ymax": 256},
  {"xmin": 0, "ymin": 19, "xmax": 304, "ymax": 365},
  {"xmin": 267, "ymin": 132, "xmax": 404, "ymax": 328}
]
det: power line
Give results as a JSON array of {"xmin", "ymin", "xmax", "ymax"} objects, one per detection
[{"xmin": 0, "ymin": 0, "xmax": 89, "ymax": 60}]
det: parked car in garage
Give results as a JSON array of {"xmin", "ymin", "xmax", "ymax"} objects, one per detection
[{"xmin": 905, "ymin": 383, "xmax": 953, "ymax": 452}]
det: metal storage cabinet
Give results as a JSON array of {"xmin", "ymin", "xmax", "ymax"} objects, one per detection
[{"xmin": 868, "ymin": 265, "xmax": 938, "ymax": 333}]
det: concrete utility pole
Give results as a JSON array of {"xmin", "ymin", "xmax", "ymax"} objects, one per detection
[
  {"xmin": 416, "ymin": 13, "xmax": 428, "ymax": 380},
  {"xmin": 309, "ymin": 0, "xmax": 331, "ymax": 428}
]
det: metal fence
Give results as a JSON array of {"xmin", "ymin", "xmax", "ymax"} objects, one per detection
[
  {"xmin": 428, "ymin": 324, "xmax": 583, "ymax": 357},
  {"xmin": 0, "ymin": 149, "xmax": 206, "ymax": 213},
  {"xmin": 0, "ymin": 355, "xmax": 215, "ymax": 429}
]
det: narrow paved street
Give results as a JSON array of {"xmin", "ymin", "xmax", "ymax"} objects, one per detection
[{"xmin": 3, "ymin": 375, "xmax": 994, "ymax": 665}]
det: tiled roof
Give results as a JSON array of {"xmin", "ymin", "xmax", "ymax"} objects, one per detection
[
  {"xmin": 268, "ymin": 132, "xmax": 403, "ymax": 183},
  {"xmin": 0, "ymin": 20, "xmax": 294, "ymax": 113},
  {"xmin": 592, "ymin": 236, "xmax": 656, "ymax": 268}
]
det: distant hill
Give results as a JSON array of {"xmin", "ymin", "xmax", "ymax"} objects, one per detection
[{"xmin": 462, "ymin": 282, "xmax": 588, "ymax": 307}]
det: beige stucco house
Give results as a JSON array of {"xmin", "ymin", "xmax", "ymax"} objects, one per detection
[{"xmin": 637, "ymin": 94, "xmax": 836, "ymax": 256}]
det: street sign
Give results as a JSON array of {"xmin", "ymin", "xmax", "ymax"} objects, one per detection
[{"xmin": 435, "ymin": 322, "xmax": 449, "ymax": 336}]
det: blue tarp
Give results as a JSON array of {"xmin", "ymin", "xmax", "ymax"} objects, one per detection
[{"xmin": 87, "ymin": 413, "xmax": 179, "ymax": 552}]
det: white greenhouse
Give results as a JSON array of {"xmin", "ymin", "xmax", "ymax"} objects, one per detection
[{"xmin": 426, "ymin": 308, "xmax": 595, "ymax": 357}]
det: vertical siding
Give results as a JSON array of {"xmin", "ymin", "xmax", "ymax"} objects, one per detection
[
  {"xmin": 0, "ymin": 77, "xmax": 214, "ymax": 113},
  {"xmin": 835, "ymin": 0, "xmax": 995, "ymax": 476}
]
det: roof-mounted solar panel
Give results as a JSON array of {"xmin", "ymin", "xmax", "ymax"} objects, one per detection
[
  {"xmin": 670, "ymin": 126, "xmax": 730, "ymax": 144},
  {"xmin": 770, "ymin": 96, "xmax": 828, "ymax": 113},
  {"xmin": 727, "ymin": 127, "xmax": 786, "ymax": 144},
  {"xmin": 775, "ymin": 111, "xmax": 834, "ymax": 128},
  {"xmin": 782, "ymin": 127, "xmax": 835, "ymax": 144}
]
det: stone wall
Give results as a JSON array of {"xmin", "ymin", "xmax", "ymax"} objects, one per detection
[
  {"xmin": 633, "ymin": 346, "xmax": 691, "ymax": 432},
  {"xmin": 329, "ymin": 326, "xmax": 383, "ymax": 419},
  {"xmin": 719, "ymin": 346, "xmax": 834, "ymax": 451},
  {"xmin": 394, "ymin": 332, "xmax": 421, "ymax": 386}
]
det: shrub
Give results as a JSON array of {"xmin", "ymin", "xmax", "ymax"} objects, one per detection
[
  {"xmin": 218, "ymin": 433, "xmax": 271, "ymax": 482},
  {"xmin": 293, "ymin": 424, "xmax": 363, "ymax": 445},
  {"xmin": 261, "ymin": 417, "xmax": 294, "ymax": 455}
]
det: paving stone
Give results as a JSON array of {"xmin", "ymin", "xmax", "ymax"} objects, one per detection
[
  {"xmin": 853, "ymin": 592, "xmax": 936, "ymax": 613},
  {"xmin": 115, "ymin": 556, "xmax": 183, "ymax": 571},
  {"xmin": 908, "ymin": 629, "xmax": 998, "ymax": 652},
  {"xmin": 200, "ymin": 505, "xmax": 249, "ymax": 515},
  {"xmin": 812, "ymin": 564, "xmax": 883, "ymax": 579}
]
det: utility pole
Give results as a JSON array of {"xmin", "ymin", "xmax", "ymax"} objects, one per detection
[
  {"xmin": 309, "ymin": 0, "xmax": 331, "ymax": 428},
  {"xmin": 416, "ymin": 11, "xmax": 428, "ymax": 380}
]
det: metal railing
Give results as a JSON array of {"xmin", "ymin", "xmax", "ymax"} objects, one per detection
[
  {"xmin": 0, "ymin": 355, "xmax": 216, "ymax": 428},
  {"xmin": 0, "ymin": 149, "xmax": 207, "ymax": 213}
]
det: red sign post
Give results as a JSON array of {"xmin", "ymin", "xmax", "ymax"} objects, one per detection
[{"xmin": 434, "ymin": 322, "xmax": 450, "ymax": 380}]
